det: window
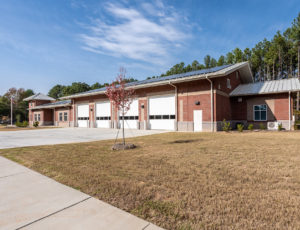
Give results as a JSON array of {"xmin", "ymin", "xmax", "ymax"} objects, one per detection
[
  {"xmin": 38, "ymin": 114, "xmax": 41, "ymax": 121},
  {"xmin": 227, "ymin": 78, "xmax": 231, "ymax": 89},
  {"xmin": 64, "ymin": 112, "xmax": 68, "ymax": 121},
  {"xmin": 34, "ymin": 114, "xmax": 37, "ymax": 121},
  {"xmin": 254, "ymin": 104, "xmax": 267, "ymax": 121},
  {"xmin": 59, "ymin": 113, "xmax": 63, "ymax": 121}
]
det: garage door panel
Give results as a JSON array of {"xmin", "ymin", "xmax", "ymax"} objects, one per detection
[
  {"xmin": 149, "ymin": 95, "xmax": 175, "ymax": 130},
  {"xmin": 149, "ymin": 96, "xmax": 175, "ymax": 115},
  {"xmin": 149, "ymin": 120, "xmax": 174, "ymax": 130},
  {"xmin": 119, "ymin": 99, "xmax": 139, "ymax": 129},
  {"xmin": 77, "ymin": 104, "xmax": 89, "ymax": 128},
  {"xmin": 96, "ymin": 101, "xmax": 111, "ymax": 128}
]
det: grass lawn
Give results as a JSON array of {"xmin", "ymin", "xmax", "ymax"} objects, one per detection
[
  {"xmin": 0, "ymin": 125, "xmax": 59, "ymax": 131},
  {"xmin": 1, "ymin": 132, "xmax": 300, "ymax": 229}
]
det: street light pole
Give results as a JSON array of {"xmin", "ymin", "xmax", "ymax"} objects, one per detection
[{"xmin": 10, "ymin": 97, "xmax": 13, "ymax": 126}]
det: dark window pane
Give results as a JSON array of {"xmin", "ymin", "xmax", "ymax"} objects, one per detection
[
  {"xmin": 149, "ymin": 115, "xmax": 154, "ymax": 119},
  {"xmin": 254, "ymin": 111, "xmax": 260, "ymax": 121},
  {"xmin": 163, "ymin": 115, "xmax": 169, "ymax": 119},
  {"xmin": 170, "ymin": 115, "xmax": 175, "ymax": 119},
  {"xmin": 261, "ymin": 111, "xmax": 266, "ymax": 120}
]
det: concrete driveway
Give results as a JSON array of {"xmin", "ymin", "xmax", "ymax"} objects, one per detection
[
  {"xmin": 0, "ymin": 128, "xmax": 166, "ymax": 149},
  {"xmin": 0, "ymin": 156, "xmax": 163, "ymax": 230}
]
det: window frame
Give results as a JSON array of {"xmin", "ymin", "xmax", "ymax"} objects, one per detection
[
  {"xmin": 64, "ymin": 112, "xmax": 68, "ymax": 121},
  {"xmin": 253, "ymin": 104, "xmax": 267, "ymax": 121},
  {"xmin": 59, "ymin": 112, "xmax": 63, "ymax": 122},
  {"xmin": 227, "ymin": 78, "xmax": 231, "ymax": 89},
  {"xmin": 38, "ymin": 114, "xmax": 41, "ymax": 121}
]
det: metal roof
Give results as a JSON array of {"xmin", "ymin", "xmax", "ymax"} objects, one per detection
[
  {"xmin": 230, "ymin": 78, "xmax": 300, "ymax": 96},
  {"xmin": 30, "ymin": 100, "xmax": 71, "ymax": 110},
  {"xmin": 24, "ymin": 93, "xmax": 55, "ymax": 101},
  {"xmin": 61, "ymin": 62, "xmax": 253, "ymax": 99}
]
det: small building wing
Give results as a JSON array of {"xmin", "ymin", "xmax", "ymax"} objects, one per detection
[{"xmin": 230, "ymin": 78, "xmax": 300, "ymax": 96}]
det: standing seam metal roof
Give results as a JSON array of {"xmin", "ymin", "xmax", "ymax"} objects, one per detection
[
  {"xmin": 30, "ymin": 100, "xmax": 71, "ymax": 109},
  {"xmin": 230, "ymin": 78, "xmax": 300, "ymax": 96}
]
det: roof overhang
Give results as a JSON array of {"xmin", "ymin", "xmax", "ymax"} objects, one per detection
[
  {"xmin": 60, "ymin": 62, "xmax": 253, "ymax": 100},
  {"xmin": 29, "ymin": 103, "xmax": 71, "ymax": 110}
]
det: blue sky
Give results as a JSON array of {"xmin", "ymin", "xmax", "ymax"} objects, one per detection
[{"xmin": 0, "ymin": 0, "xmax": 299, "ymax": 95}]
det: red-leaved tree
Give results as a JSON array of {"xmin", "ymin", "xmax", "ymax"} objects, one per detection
[{"xmin": 105, "ymin": 68, "xmax": 135, "ymax": 145}]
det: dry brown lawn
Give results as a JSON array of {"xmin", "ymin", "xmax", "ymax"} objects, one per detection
[
  {"xmin": 1, "ymin": 131, "xmax": 300, "ymax": 229},
  {"xmin": 0, "ymin": 126, "xmax": 59, "ymax": 131}
]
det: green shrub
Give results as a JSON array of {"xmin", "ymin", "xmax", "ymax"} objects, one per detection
[
  {"xmin": 294, "ymin": 124, "xmax": 299, "ymax": 130},
  {"xmin": 222, "ymin": 119, "xmax": 231, "ymax": 132},
  {"xmin": 16, "ymin": 120, "xmax": 29, "ymax": 127},
  {"xmin": 248, "ymin": 123, "xmax": 254, "ymax": 131},
  {"xmin": 278, "ymin": 123, "xmax": 283, "ymax": 131},
  {"xmin": 237, "ymin": 124, "xmax": 244, "ymax": 132},
  {"xmin": 259, "ymin": 123, "xmax": 266, "ymax": 130},
  {"xmin": 22, "ymin": 121, "xmax": 29, "ymax": 127},
  {"xmin": 33, "ymin": 121, "xmax": 39, "ymax": 128}
]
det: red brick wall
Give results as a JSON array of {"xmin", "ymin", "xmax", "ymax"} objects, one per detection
[
  {"xmin": 231, "ymin": 93, "xmax": 291, "ymax": 121},
  {"xmin": 215, "ymin": 94, "xmax": 231, "ymax": 121},
  {"xmin": 213, "ymin": 71, "xmax": 242, "ymax": 94}
]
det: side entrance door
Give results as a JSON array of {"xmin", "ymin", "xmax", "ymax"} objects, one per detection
[{"xmin": 193, "ymin": 110, "xmax": 202, "ymax": 132}]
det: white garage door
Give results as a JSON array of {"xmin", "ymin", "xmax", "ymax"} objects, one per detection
[
  {"xmin": 77, "ymin": 104, "xmax": 89, "ymax": 128},
  {"xmin": 149, "ymin": 95, "xmax": 175, "ymax": 130},
  {"xmin": 119, "ymin": 99, "xmax": 139, "ymax": 129},
  {"xmin": 96, "ymin": 101, "xmax": 111, "ymax": 128}
]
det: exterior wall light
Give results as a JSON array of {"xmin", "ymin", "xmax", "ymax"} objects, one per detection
[
  {"xmin": 195, "ymin": 101, "xmax": 200, "ymax": 105},
  {"xmin": 90, "ymin": 108, "xmax": 93, "ymax": 111},
  {"xmin": 141, "ymin": 105, "xmax": 145, "ymax": 109}
]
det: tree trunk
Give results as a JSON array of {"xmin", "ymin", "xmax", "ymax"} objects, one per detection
[
  {"xmin": 273, "ymin": 61, "xmax": 275, "ymax": 80},
  {"xmin": 122, "ymin": 107, "xmax": 125, "ymax": 146},
  {"xmin": 298, "ymin": 43, "xmax": 300, "ymax": 78}
]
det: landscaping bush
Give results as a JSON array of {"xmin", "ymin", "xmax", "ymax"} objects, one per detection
[
  {"xmin": 33, "ymin": 121, "xmax": 39, "ymax": 128},
  {"xmin": 237, "ymin": 124, "xmax": 244, "ymax": 132},
  {"xmin": 16, "ymin": 120, "xmax": 29, "ymax": 127},
  {"xmin": 22, "ymin": 121, "xmax": 29, "ymax": 127},
  {"xmin": 278, "ymin": 123, "xmax": 283, "ymax": 131},
  {"xmin": 248, "ymin": 123, "xmax": 254, "ymax": 131},
  {"xmin": 222, "ymin": 119, "xmax": 231, "ymax": 132},
  {"xmin": 259, "ymin": 123, "xmax": 266, "ymax": 130}
]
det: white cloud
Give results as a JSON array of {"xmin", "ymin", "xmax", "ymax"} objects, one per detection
[{"xmin": 79, "ymin": 1, "xmax": 190, "ymax": 65}]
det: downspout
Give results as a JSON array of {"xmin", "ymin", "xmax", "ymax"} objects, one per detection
[
  {"xmin": 169, "ymin": 81, "xmax": 178, "ymax": 131},
  {"xmin": 73, "ymin": 99, "xmax": 75, "ymax": 127},
  {"xmin": 206, "ymin": 76, "xmax": 214, "ymax": 132},
  {"xmin": 289, "ymin": 91, "xmax": 291, "ymax": 131}
]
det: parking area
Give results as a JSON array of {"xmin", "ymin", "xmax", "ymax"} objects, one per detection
[{"xmin": 0, "ymin": 128, "xmax": 166, "ymax": 149}]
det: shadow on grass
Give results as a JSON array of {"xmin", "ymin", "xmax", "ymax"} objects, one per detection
[{"xmin": 169, "ymin": 139, "xmax": 201, "ymax": 144}]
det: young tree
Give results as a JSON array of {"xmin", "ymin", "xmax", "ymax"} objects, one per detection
[
  {"xmin": 204, "ymin": 55, "xmax": 211, "ymax": 68},
  {"xmin": 106, "ymin": 68, "xmax": 135, "ymax": 146},
  {"xmin": 217, "ymin": 55, "xmax": 225, "ymax": 66}
]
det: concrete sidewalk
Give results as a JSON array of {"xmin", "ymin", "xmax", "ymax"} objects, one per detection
[
  {"xmin": 0, "ymin": 128, "xmax": 166, "ymax": 149},
  {"xmin": 0, "ymin": 156, "xmax": 163, "ymax": 230}
]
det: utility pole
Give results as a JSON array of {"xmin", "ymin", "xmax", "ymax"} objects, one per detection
[{"xmin": 10, "ymin": 97, "xmax": 13, "ymax": 126}]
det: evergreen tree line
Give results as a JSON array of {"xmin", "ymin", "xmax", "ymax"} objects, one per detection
[
  {"xmin": 0, "ymin": 88, "xmax": 34, "ymax": 122},
  {"xmin": 48, "ymin": 78, "xmax": 138, "ymax": 99},
  {"xmin": 148, "ymin": 13, "xmax": 300, "ymax": 82}
]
